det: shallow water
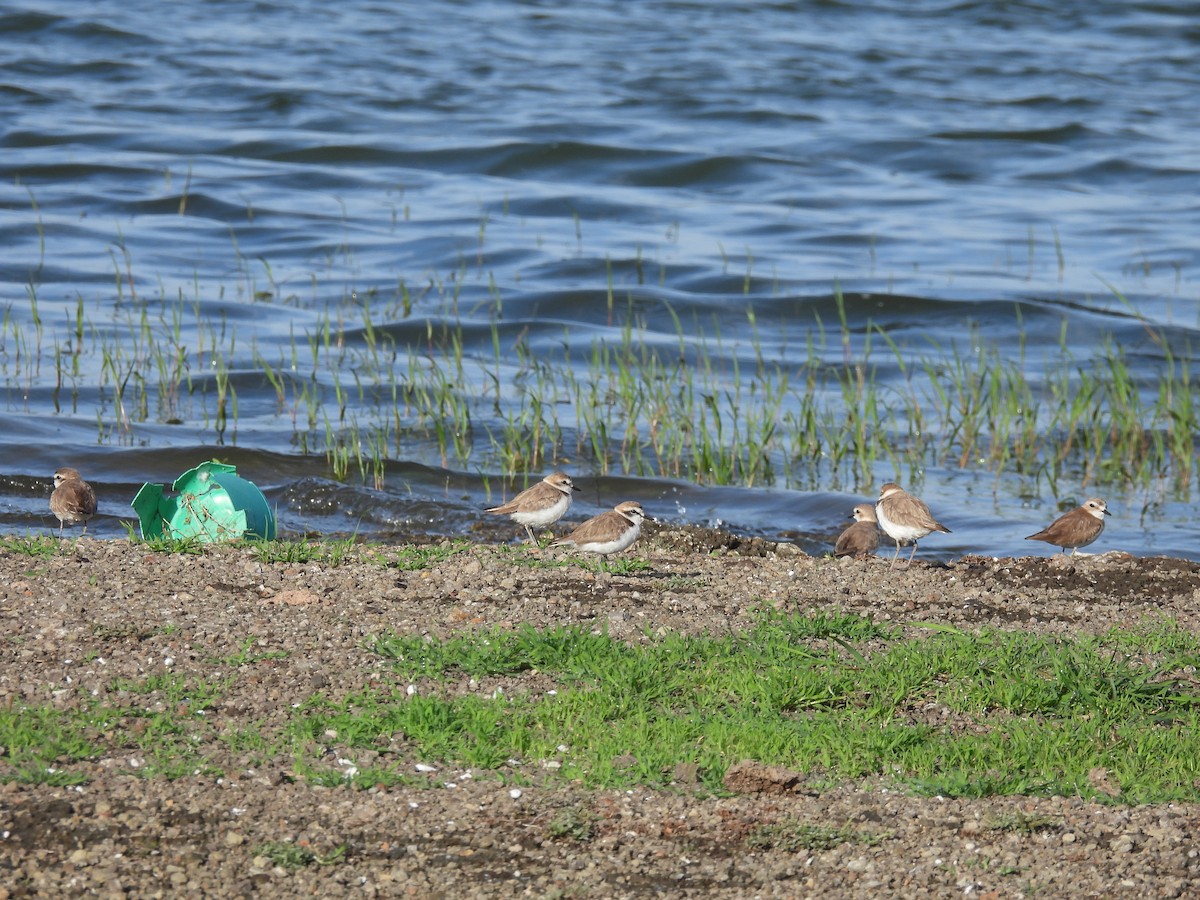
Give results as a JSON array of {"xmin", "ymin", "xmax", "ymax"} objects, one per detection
[{"xmin": 1, "ymin": 1, "xmax": 1198, "ymax": 559}]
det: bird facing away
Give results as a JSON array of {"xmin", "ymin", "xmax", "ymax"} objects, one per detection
[
  {"xmin": 1026, "ymin": 498, "xmax": 1110, "ymax": 555},
  {"xmin": 485, "ymin": 471, "xmax": 578, "ymax": 545},
  {"xmin": 50, "ymin": 467, "xmax": 97, "ymax": 538},
  {"xmin": 835, "ymin": 503, "xmax": 881, "ymax": 558},
  {"xmin": 550, "ymin": 500, "xmax": 646, "ymax": 557},
  {"xmin": 874, "ymin": 482, "xmax": 951, "ymax": 569}
]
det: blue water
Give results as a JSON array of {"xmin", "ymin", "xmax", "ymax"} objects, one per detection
[{"xmin": 1, "ymin": 1, "xmax": 1198, "ymax": 559}]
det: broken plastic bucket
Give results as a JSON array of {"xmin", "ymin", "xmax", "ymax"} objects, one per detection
[{"xmin": 131, "ymin": 461, "xmax": 277, "ymax": 542}]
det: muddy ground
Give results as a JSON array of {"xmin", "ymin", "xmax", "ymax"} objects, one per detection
[{"xmin": 1, "ymin": 525, "xmax": 1199, "ymax": 898}]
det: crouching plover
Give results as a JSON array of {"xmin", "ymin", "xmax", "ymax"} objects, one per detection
[
  {"xmin": 50, "ymin": 467, "xmax": 97, "ymax": 537},
  {"xmin": 1026, "ymin": 498, "xmax": 1110, "ymax": 555},
  {"xmin": 486, "ymin": 471, "xmax": 578, "ymax": 545},
  {"xmin": 550, "ymin": 500, "xmax": 646, "ymax": 558},
  {"xmin": 835, "ymin": 503, "xmax": 880, "ymax": 558},
  {"xmin": 875, "ymin": 482, "xmax": 951, "ymax": 569}
]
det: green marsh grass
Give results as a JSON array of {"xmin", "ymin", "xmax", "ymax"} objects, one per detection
[{"xmin": 5, "ymin": 227, "xmax": 1197, "ymax": 498}]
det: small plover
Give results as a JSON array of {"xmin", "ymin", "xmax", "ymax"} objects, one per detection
[
  {"xmin": 1026, "ymin": 498, "xmax": 1110, "ymax": 555},
  {"xmin": 875, "ymin": 481, "xmax": 951, "ymax": 568},
  {"xmin": 550, "ymin": 500, "xmax": 646, "ymax": 557},
  {"xmin": 485, "ymin": 471, "xmax": 578, "ymax": 545},
  {"xmin": 50, "ymin": 467, "xmax": 97, "ymax": 538},
  {"xmin": 835, "ymin": 503, "xmax": 880, "ymax": 558}
]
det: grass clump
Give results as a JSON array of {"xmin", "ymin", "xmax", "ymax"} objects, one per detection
[
  {"xmin": 545, "ymin": 806, "xmax": 598, "ymax": 843},
  {"xmin": 254, "ymin": 841, "xmax": 347, "ymax": 870},
  {"xmin": 0, "ymin": 534, "xmax": 73, "ymax": 558},
  {"xmin": 378, "ymin": 541, "xmax": 471, "ymax": 571},
  {"xmin": 985, "ymin": 812, "xmax": 1061, "ymax": 834},
  {"xmin": 126, "ymin": 532, "xmax": 209, "ymax": 555},
  {"xmin": 0, "ymin": 705, "xmax": 105, "ymax": 785},
  {"xmin": 246, "ymin": 536, "xmax": 359, "ymax": 566}
]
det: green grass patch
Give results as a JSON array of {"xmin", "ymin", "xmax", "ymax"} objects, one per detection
[
  {"xmin": 254, "ymin": 841, "xmax": 347, "ymax": 870},
  {"xmin": 209, "ymin": 637, "xmax": 291, "ymax": 667},
  {"xmin": 1098, "ymin": 616, "xmax": 1200, "ymax": 655},
  {"xmin": 985, "ymin": 812, "xmax": 1061, "ymax": 834},
  {"xmin": 127, "ymin": 532, "xmax": 209, "ymax": 554},
  {"xmin": 246, "ymin": 536, "xmax": 360, "ymax": 565},
  {"xmin": 0, "ymin": 705, "xmax": 107, "ymax": 785},
  {"xmin": 0, "ymin": 534, "xmax": 72, "ymax": 558},
  {"xmin": 378, "ymin": 541, "xmax": 471, "ymax": 571},
  {"xmin": 367, "ymin": 609, "xmax": 887, "ymax": 681},
  {"xmin": 0, "ymin": 670, "xmax": 236, "ymax": 786},
  {"xmin": 6, "ymin": 616, "xmax": 1200, "ymax": 803},
  {"xmin": 339, "ymin": 615, "xmax": 1200, "ymax": 801},
  {"xmin": 545, "ymin": 806, "xmax": 598, "ymax": 842}
]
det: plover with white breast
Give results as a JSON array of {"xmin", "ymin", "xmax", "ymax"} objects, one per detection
[
  {"xmin": 875, "ymin": 482, "xmax": 951, "ymax": 569},
  {"xmin": 1026, "ymin": 498, "xmax": 1110, "ymax": 555},
  {"xmin": 50, "ymin": 466, "xmax": 98, "ymax": 538},
  {"xmin": 485, "ymin": 471, "xmax": 579, "ymax": 545},
  {"xmin": 835, "ymin": 503, "xmax": 881, "ymax": 558},
  {"xmin": 550, "ymin": 500, "xmax": 646, "ymax": 558}
]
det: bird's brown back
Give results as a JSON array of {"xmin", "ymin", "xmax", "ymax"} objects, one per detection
[{"xmin": 880, "ymin": 490, "xmax": 950, "ymax": 533}]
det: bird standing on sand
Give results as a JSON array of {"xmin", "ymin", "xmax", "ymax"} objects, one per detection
[
  {"xmin": 1026, "ymin": 498, "xmax": 1110, "ymax": 555},
  {"xmin": 485, "ymin": 471, "xmax": 578, "ymax": 545},
  {"xmin": 550, "ymin": 501, "xmax": 647, "ymax": 558},
  {"xmin": 50, "ymin": 467, "xmax": 97, "ymax": 538},
  {"xmin": 835, "ymin": 503, "xmax": 881, "ymax": 558},
  {"xmin": 874, "ymin": 482, "xmax": 951, "ymax": 569}
]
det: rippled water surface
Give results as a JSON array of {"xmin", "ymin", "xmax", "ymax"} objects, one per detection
[{"xmin": 1, "ymin": 1, "xmax": 1198, "ymax": 559}]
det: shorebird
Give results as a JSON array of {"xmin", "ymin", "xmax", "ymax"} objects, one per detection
[
  {"xmin": 875, "ymin": 481, "xmax": 951, "ymax": 569},
  {"xmin": 835, "ymin": 503, "xmax": 881, "ymax": 558},
  {"xmin": 485, "ymin": 471, "xmax": 578, "ymax": 545},
  {"xmin": 550, "ymin": 500, "xmax": 646, "ymax": 558},
  {"xmin": 50, "ymin": 467, "xmax": 97, "ymax": 538},
  {"xmin": 1026, "ymin": 498, "xmax": 1110, "ymax": 555}
]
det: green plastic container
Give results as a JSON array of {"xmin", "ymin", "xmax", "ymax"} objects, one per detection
[{"xmin": 131, "ymin": 461, "xmax": 277, "ymax": 542}]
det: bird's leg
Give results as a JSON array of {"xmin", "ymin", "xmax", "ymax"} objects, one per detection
[{"xmin": 889, "ymin": 542, "xmax": 902, "ymax": 570}]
